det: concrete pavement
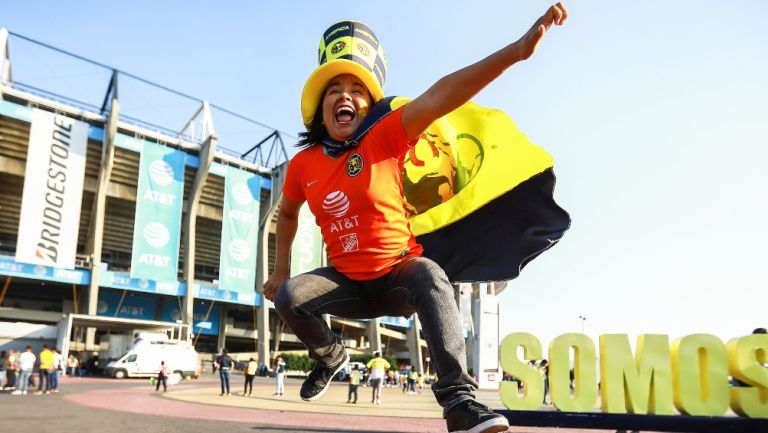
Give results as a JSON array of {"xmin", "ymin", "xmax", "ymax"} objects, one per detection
[{"xmin": 0, "ymin": 374, "xmax": 604, "ymax": 433}]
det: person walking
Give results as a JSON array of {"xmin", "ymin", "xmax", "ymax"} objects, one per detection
[
  {"xmin": 540, "ymin": 359, "xmax": 550, "ymax": 405},
  {"xmin": 366, "ymin": 351, "xmax": 390, "ymax": 405},
  {"xmin": 155, "ymin": 361, "xmax": 169, "ymax": 392},
  {"xmin": 0, "ymin": 350, "xmax": 7, "ymax": 389},
  {"xmin": 11, "ymin": 346, "xmax": 35, "ymax": 395},
  {"xmin": 347, "ymin": 367, "xmax": 361, "ymax": 404},
  {"xmin": 407, "ymin": 369, "xmax": 418, "ymax": 394},
  {"xmin": 244, "ymin": 357, "xmax": 257, "ymax": 396},
  {"xmin": 35, "ymin": 345, "xmax": 53, "ymax": 394},
  {"xmin": 273, "ymin": 356, "xmax": 286, "ymax": 397},
  {"xmin": 66, "ymin": 353, "xmax": 79, "ymax": 377},
  {"xmin": 214, "ymin": 348, "xmax": 234, "ymax": 396},
  {"xmin": 49, "ymin": 348, "xmax": 63, "ymax": 393},
  {"xmin": 5, "ymin": 349, "xmax": 18, "ymax": 390}
]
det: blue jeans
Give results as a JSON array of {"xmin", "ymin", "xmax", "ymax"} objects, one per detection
[
  {"xmin": 49, "ymin": 370, "xmax": 60, "ymax": 390},
  {"xmin": 275, "ymin": 256, "xmax": 477, "ymax": 415},
  {"xmin": 18, "ymin": 369, "xmax": 33, "ymax": 392},
  {"xmin": 219, "ymin": 368, "xmax": 230, "ymax": 394}
]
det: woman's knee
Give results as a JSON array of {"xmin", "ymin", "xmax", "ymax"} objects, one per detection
[
  {"xmin": 405, "ymin": 257, "xmax": 453, "ymax": 297},
  {"xmin": 409, "ymin": 257, "xmax": 451, "ymax": 285},
  {"xmin": 273, "ymin": 278, "xmax": 301, "ymax": 313}
]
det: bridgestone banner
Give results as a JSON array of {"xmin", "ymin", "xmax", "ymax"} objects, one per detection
[
  {"xmin": 290, "ymin": 203, "xmax": 323, "ymax": 277},
  {"xmin": 130, "ymin": 141, "xmax": 185, "ymax": 282},
  {"xmin": 16, "ymin": 109, "xmax": 88, "ymax": 269},
  {"xmin": 219, "ymin": 166, "xmax": 261, "ymax": 294}
]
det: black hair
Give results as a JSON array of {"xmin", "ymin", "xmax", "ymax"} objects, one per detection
[
  {"xmin": 297, "ymin": 101, "xmax": 327, "ymax": 149},
  {"xmin": 754, "ymin": 327, "xmax": 767, "ymax": 334}
]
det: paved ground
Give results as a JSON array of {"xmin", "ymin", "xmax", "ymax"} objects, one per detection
[{"xmin": 0, "ymin": 373, "xmax": 605, "ymax": 433}]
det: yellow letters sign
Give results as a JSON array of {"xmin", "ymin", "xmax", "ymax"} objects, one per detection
[{"xmin": 498, "ymin": 333, "xmax": 768, "ymax": 419}]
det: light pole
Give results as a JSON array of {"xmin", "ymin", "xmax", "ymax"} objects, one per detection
[{"xmin": 578, "ymin": 315, "xmax": 586, "ymax": 334}]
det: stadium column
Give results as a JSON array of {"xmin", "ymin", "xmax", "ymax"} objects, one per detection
[
  {"xmin": 0, "ymin": 28, "xmax": 10, "ymax": 90},
  {"xmin": 407, "ymin": 314, "xmax": 424, "ymax": 373},
  {"xmin": 181, "ymin": 131, "xmax": 218, "ymax": 341},
  {"xmin": 472, "ymin": 283, "xmax": 501, "ymax": 389},
  {"xmin": 255, "ymin": 164, "xmax": 286, "ymax": 366},
  {"xmin": 368, "ymin": 318, "xmax": 382, "ymax": 354},
  {"xmin": 85, "ymin": 77, "xmax": 119, "ymax": 349}
]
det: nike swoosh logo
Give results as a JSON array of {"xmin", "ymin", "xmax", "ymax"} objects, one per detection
[{"xmin": 306, "ymin": 180, "xmax": 319, "ymax": 187}]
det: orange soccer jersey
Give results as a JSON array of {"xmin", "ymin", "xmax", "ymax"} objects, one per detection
[{"xmin": 283, "ymin": 107, "xmax": 423, "ymax": 281}]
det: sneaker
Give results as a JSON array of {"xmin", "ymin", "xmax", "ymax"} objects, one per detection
[
  {"xmin": 445, "ymin": 399, "xmax": 509, "ymax": 433},
  {"xmin": 11, "ymin": 390, "xmax": 22, "ymax": 395},
  {"xmin": 299, "ymin": 351, "xmax": 349, "ymax": 402}
]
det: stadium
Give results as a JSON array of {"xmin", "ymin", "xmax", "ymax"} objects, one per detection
[{"xmin": 0, "ymin": 28, "xmax": 503, "ymax": 382}]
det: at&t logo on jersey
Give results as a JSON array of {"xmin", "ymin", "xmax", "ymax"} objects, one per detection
[
  {"xmin": 322, "ymin": 191, "xmax": 350, "ymax": 217},
  {"xmin": 323, "ymin": 191, "xmax": 360, "ymax": 233}
]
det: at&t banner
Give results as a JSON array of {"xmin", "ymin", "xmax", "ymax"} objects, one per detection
[
  {"xmin": 16, "ymin": 109, "xmax": 88, "ymax": 269},
  {"xmin": 290, "ymin": 203, "xmax": 323, "ymax": 277},
  {"xmin": 130, "ymin": 141, "xmax": 185, "ymax": 282},
  {"xmin": 219, "ymin": 166, "xmax": 261, "ymax": 295}
]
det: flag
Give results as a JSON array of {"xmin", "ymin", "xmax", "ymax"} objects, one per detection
[{"xmin": 393, "ymin": 97, "xmax": 571, "ymax": 282}]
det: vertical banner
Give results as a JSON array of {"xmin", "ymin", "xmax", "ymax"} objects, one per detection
[
  {"xmin": 219, "ymin": 166, "xmax": 261, "ymax": 294},
  {"xmin": 16, "ymin": 109, "xmax": 88, "ymax": 269},
  {"xmin": 130, "ymin": 141, "xmax": 185, "ymax": 282},
  {"xmin": 290, "ymin": 203, "xmax": 323, "ymax": 277}
]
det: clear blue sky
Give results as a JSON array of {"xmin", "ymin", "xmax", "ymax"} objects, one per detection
[{"xmin": 4, "ymin": 1, "xmax": 767, "ymax": 351}]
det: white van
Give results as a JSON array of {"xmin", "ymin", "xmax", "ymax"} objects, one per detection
[{"xmin": 104, "ymin": 338, "xmax": 199, "ymax": 379}]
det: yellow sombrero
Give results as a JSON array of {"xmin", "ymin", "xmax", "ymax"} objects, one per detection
[{"xmin": 301, "ymin": 20, "xmax": 387, "ymax": 129}]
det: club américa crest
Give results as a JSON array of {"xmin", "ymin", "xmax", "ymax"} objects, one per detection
[
  {"xmin": 331, "ymin": 41, "xmax": 346, "ymax": 55},
  {"xmin": 347, "ymin": 153, "xmax": 363, "ymax": 177}
]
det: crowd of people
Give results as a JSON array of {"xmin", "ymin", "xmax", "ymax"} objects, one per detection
[
  {"xmin": 0, "ymin": 345, "xmax": 80, "ymax": 395},
  {"xmin": 210, "ymin": 347, "xmax": 435, "ymax": 406}
]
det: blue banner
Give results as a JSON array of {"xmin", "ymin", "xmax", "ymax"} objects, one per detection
[
  {"xmin": 130, "ymin": 140, "xmax": 186, "ymax": 282},
  {"xmin": 98, "ymin": 268, "xmax": 184, "ymax": 296},
  {"xmin": 97, "ymin": 291, "xmax": 157, "ymax": 321},
  {"xmin": 160, "ymin": 299, "xmax": 221, "ymax": 335},
  {"xmin": 0, "ymin": 100, "xmax": 104, "ymax": 141},
  {"xmin": 0, "ymin": 255, "xmax": 90, "ymax": 285},
  {"xmin": 219, "ymin": 166, "xmax": 261, "ymax": 296},
  {"xmin": 194, "ymin": 282, "xmax": 260, "ymax": 306}
]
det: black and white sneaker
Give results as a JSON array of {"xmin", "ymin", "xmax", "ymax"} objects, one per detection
[
  {"xmin": 446, "ymin": 399, "xmax": 509, "ymax": 433},
  {"xmin": 299, "ymin": 351, "xmax": 349, "ymax": 402}
]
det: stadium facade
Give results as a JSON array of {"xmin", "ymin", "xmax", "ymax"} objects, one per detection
[{"xmin": 0, "ymin": 28, "xmax": 502, "ymax": 380}]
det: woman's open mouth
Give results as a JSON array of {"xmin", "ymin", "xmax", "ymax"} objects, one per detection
[{"xmin": 335, "ymin": 106, "xmax": 356, "ymax": 123}]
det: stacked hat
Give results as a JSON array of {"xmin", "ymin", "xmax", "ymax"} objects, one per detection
[{"xmin": 301, "ymin": 20, "xmax": 387, "ymax": 129}]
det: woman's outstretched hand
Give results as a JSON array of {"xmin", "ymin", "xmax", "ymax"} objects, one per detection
[{"xmin": 514, "ymin": 2, "xmax": 569, "ymax": 62}]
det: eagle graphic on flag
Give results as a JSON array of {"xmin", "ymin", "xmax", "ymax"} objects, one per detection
[{"xmin": 386, "ymin": 97, "xmax": 571, "ymax": 283}]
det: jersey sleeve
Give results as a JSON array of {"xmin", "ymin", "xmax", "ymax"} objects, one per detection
[
  {"xmin": 369, "ymin": 105, "xmax": 418, "ymax": 158},
  {"xmin": 281, "ymin": 153, "xmax": 306, "ymax": 202}
]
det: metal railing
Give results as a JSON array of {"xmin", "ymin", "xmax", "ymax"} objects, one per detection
[{"xmin": 1, "ymin": 28, "xmax": 292, "ymax": 170}]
